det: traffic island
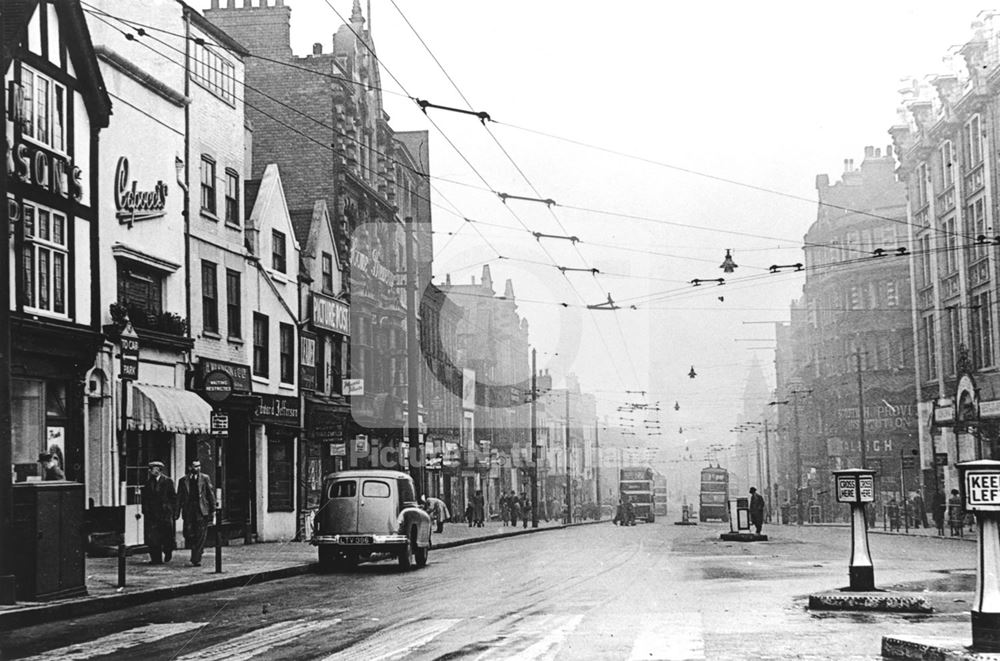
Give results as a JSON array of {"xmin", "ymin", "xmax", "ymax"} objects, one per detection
[
  {"xmin": 719, "ymin": 531, "xmax": 767, "ymax": 541},
  {"xmin": 881, "ymin": 636, "xmax": 987, "ymax": 660},
  {"xmin": 809, "ymin": 589, "xmax": 931, "ymax": 613}
]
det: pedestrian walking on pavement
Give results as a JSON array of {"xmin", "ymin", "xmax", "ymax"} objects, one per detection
[
  {"xmin": 912, "ymin": 492, "xmax": 928, "ymax": 528},
  {"xmin": 521, "ymin": 493, "xmax": 531, "ymax": 528},
  {"xmin": 499, "ymin": 492, "xmax": 510, "ymax": 526},
  {"xmin": 749, "ymin": 487, "xmax": 765, "ymax": 534},
  {"xmin": 473, "ymin": 490, "xmax": 485, "ymax": 527},
  {"xmin": 142, "ymin": 460, "xmax": 176, "ymax": 564},
  {"xmin": 887, "ymin": 497, "xmax": 901, "ymax": 532},
  {"xmin": 932, "ymin": 490, "xmax": 946, "ymax": 536},
  {"xmin": 948, "ymin": 489, "xmax": 964, "ymax": 537},
  {"xmin": 508, "ymin": 491, "xmax": 520, "ymax": 528},
  {"xmin": 175, "ymin": 460, "xmax": 216, "ymax": 566},
  {"xmin": 465, "ymin": 502, "xmax": 474, "ymax": 527}
]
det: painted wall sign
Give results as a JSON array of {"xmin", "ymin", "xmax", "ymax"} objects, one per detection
[
  {"xmin": 965, "ymin": 471, "xmax": 1000, "ymax": 511},
  {"xmin": 114, "ymin": 157, "xmax": 168, "ymax": 225},
  {"xmin": 342, "ymin": 379, "xmax": 364, "ymax": 396},
  {"xmin": 198, "ymin": 358, "xmax": 251, "ymax": 393},
  {"xmin": 5, "ymin": 138, "xmax": 83, "ymax": 201},
  {"xmin": 312, "ymin": 294, "xmax": 350, "ymax": 335},
  {"xmin": 350, "ymin": 249, "xmax": 394, "ymax": 283}
]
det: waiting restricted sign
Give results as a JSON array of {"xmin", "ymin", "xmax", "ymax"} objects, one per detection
[{"xmin": 965, "ymin": 471, "xmax": 1000, "ymax": 511}]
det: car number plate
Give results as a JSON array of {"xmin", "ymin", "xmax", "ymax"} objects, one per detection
[{"xmin": 340, "ymin": 536, "xmax": 372, "ymax": 544}]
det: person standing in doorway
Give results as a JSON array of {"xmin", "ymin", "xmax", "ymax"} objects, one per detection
[
  {"xmin": 749, "ymin": 487, "xmax": 766, "ymax": 535},
  {"xmin": 142, "ymin": 461, "xmax": 176, "ymax": 564},
  {"xmin": 175, "ymin": 460, "xmax": 216, "ymax": 566}
]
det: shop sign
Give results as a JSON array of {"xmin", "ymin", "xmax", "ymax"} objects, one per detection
[
  {"xmin": 354, "ymin": 435, "xmax": 369, "ymax": 453},
  {"xmin": 199, "ymin": 358, "xmax": 251, "ymax": 393},
  {"xmin": 981, "ymin": 400, "xmax": 1000, "ymax": 419},
  {"xmin": 299, "ymin": 331, "xmax": 316, "ymax": 391},
  {"xmin": 254, "ymin": 394, "xmax": 300, "ymax": 425},
  {"xmin": 5, "ymin": 137, "xmax": 84, "ymax": 201},
  {"xmin": 114, "ymin": 157, "xmax": 168, "ymax": 226},
  {"xmin": 935, "ymin": 405, "xmax": 955, "ymax": 424},
  {"xmin": 312, "ymin": 294, "xmax": 350, "ymax": 335},
  {"xmin": 330, "ymin": 443, "xmax": 346, "ymax": 457},
  {"xmin": 211, "ymin": 412, "xmax": 229, "ymax": 436},
  {"xmin": 308, "ymin": 403, "xmax": 343, "ymax": 442},
  {"xmin": 350, "ymin": 249, "xmax": 394, "ymax": 283},
  {"xmin": 343, "ymin": 379, "xmax": 364, "ymax": 396},
  {"xmin": 203, "ymin": 370, "xmax": 233, "ymax": 403},
  {"xmin": 120, "ymin": 322, "xmax": 139, "ymax": 381}
]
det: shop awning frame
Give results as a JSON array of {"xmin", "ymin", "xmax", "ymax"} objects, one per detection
[{"xmin": 129, "ymin": 384, "xmax": 213, "ymax": 434}]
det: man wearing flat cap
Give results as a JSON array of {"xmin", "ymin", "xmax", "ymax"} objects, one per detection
[{"xmin": 141, "ymin": 460, "xmax": 176, "ymax": 564}]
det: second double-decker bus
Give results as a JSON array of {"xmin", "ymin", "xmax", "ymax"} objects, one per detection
[
  {"xmin": 699, "ymin": 464, "xmax": 729, "ymax": 522},
  {"xmin": 620, "ymin": 467, "xmax": 655, "ymax": 523}
]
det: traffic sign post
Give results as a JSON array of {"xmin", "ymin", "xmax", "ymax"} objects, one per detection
[
  {"xmin": 833, "ymin": 468, "xmax": 877, "ymax": 591},
  {"xmin": 957, "ymin": 459, "xmax": 1000, "ymax": 652}
]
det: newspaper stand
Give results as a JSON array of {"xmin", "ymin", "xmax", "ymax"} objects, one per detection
[{"xmin": 833, "ymin": 469, "xmax": 876, "ymax": 591}]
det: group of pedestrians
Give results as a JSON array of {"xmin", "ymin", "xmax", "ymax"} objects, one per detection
[
  {"xmin": 882, "ymin": 490, "xmax": 972, "ymax": 537},
  {"xmin": 140, "ymin": 459, "xmax": 217, "ymax": 567},
  {"xmin": 463, "ymin": 490, "xmax": 486, "ymax": 527},
  {"xmin": 500, "ymin": 491, "xmax": 532, "ymax": 528}
]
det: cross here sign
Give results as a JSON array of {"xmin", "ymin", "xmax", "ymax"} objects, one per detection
[{"xmin": 965, "ymin": 471, "xmax": 1000, "ymax": 511}]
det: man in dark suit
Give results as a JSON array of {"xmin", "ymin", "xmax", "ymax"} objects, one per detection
[
  {"xmin": 142, "ymin": 461, "xmax": 176, "ymax": 564},
  {"xmin": 175, "ymin": 460, "xmax": 216, "ymax": 566},
  {"xmin": 749, "ymin": 487, "xmax": 766, "ymax": 535}
]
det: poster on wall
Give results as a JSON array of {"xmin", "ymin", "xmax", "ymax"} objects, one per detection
[{"xmin": 46, "ymin": 426, "xmax": 65, "ymax": 469}]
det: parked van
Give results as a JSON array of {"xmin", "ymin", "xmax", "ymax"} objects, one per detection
[{"xmin": 311, "ymin": 469, "xmax": 432, "ymax": 570}]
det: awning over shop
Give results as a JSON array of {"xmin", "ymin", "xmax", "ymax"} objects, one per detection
[{"xmin": 129, "ymin": 384, "xmax": 213, "ymax": 434}]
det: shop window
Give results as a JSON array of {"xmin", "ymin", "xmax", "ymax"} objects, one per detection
[
  {"xmin": 224, "ymin": 169, "xmax": 240, "ymax": 226},
  {"xmin": 11, "ymin": 378, "xmax": 69, "ymax": 482},
  {"xmin": 267, "ymin": 435, "xmax": 294, "ymax": 512},
  {"xmin": 280, "ymin": 323, "xmax": 294, "ymax": 384},
  {"xmin": 201, "ymin": 260, "xmax": 218, "ymax": 333},
  {"xmin": 272, "ymin": 230, "xmax": 286, "ymax": 273},
  {"xmin": 200, "ymin": 156, "xmax": 216, "ymax": 215},
  {"xmin": 21, "ymin": 202, "xmax": 68, "ymax": 317},
  {"xmin": 226, "ymin": 269, "xmax": 241, "ymax": 338},
  {"xmin": 253, "ymin": 312, "xmax": 269, "ymax": 376}
]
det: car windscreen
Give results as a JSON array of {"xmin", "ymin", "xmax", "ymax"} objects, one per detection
[
  {"xmin": 362, "ymin": 480, "xmax": 390, "ymax": 498},
  {"xmin": 328, "ymin": 480, "xmax": 357, "ymax": 499}
]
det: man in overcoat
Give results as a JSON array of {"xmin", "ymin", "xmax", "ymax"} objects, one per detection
[
  {"xmin": 142, "ymin": 460, "xmax": 176, "ymax": 564},
  {"xmin": 175, "ymin": 460, "xmax": 216, "ymax": 566},
  {"xmin": 749, "ymin": 487, "xmax": 766, "ymax": 534}
]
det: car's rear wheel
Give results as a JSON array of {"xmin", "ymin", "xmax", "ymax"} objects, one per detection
[
  {"xmin": 398, "ymin": 532, "xmax": 415, "ymax": 570},
  {"xmin": 415, "ymin": 541, "xmax": 428, "ymax": 567}
]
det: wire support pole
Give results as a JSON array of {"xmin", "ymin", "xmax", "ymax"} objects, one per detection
[{"xmin": 531, "ymin": 349, "xmax": 539, "ymax": 528}]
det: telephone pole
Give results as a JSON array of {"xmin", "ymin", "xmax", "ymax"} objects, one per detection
[
  {"xmin": 565, "ymin": 389, "xmax": 571, "ymax": 524},
  {"xmin": 530, "ymin": 348, "xmax": 538, "ymax": 528},
  {"xmin": 405, "ymin": 217, "xmax": 421, "ymax": 495},
  {"xmin": 856, "ymin": 349, "xmax": 867, "ymax": 470}
]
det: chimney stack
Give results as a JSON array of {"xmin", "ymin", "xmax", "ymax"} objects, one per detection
[{"xmin": 313, "ymin": 43, "xmax": 323, "ymax": 55}]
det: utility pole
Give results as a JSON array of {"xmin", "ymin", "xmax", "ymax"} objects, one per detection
[
  {"xmin": 594, "ymin": 420, "xmax": 601, "ymax": 514},
  {"xmin": 530, "ymin": 349, "xmax": 538, "ymax": 528},
  {"xmin": 0, "ymin": 2, "xmax": 16, "ymax": 605},
  {"xmin": 565, "ymin": 389, "xmax": 571, "ymax": 524},
  {"xmin": 763, "ymin": 420, "xmax": 773, "ymax": 521},
  {"xmin": 792, "ymin": 394, "xmax": 804, "ymax": 526},
  {"xmin": 855, "ymin": 349, "xmax": 867, "ymax": 470},
  {"xmin": 405, "ymin": 217, "xmax": 421, "ymax": 496}
]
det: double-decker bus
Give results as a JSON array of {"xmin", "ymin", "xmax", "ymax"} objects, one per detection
[
  {"xmin": 653, "ymin": 473, "xmax": 668, "ymax": 517},
  {"xmin": 699, "ymin": 464, "xmax": 729, "ymax": 522},
  {"xmin": 620, "ymin": 467, "xmax": 655, "ymax": 523}
]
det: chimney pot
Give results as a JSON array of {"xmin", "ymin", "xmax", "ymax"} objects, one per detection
[
  {"xmin": 313, "ymin": 42, "xmax": 323, "ymax": 55},
  {"xmin": 887, "ymin": 144, "xmax": 893, "ymax": 158},
  {"xmin": 875, "ymin": 147, "xmax": 881, "ymax": 157},
  {"xmin": 211, "ymin": 0, "xmax": 219, "ymax": 8},
  {"xmin": 864, "ymin": 146, "xmax": 874, "ymax": 157},
  {"xmin": 843, "ymin": 159, "xmax": 850, "ymax": 171}
]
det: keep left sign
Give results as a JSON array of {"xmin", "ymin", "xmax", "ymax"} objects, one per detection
[{"xmin": 965, "ymin": 471, "xmax": 1000, "ymax": 511}]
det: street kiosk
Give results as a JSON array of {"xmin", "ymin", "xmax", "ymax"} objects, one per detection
[{"xmin": 833, "ymin": 468, "xmax": 876, "ymax": 591}]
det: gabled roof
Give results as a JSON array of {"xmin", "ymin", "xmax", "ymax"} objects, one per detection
[
  {"xmin": 3, "ymin": 0, "xmax": 113, "ymax": 128},
  {"xmin": 247, "ymin": 164, "xmax": 299, "ymax": 253}
]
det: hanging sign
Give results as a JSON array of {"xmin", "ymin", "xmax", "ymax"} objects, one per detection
[
  {"xmin": 211, "ymin": 412, "xmax": 229, "ymax": 436},
  {"xmin": 120, "ymin": 322, "xmax": 140, "ymax": 381}
]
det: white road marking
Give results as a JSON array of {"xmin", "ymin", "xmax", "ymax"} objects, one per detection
[
  {"xmin": 628, "ymin": 612, "xmax": 705, "ymax": 660},
  {"xmin": 175, "ymin": 618, "xmax": 342, "ymax": 660},
  {"xmin": 320, "ymin": 618, "xmax": 461, "ymax": 661},
  {"xmin": 20, "ymin": 622, "xmax": 205, "ymax": 661},
  {"xmin": 503, "ymin": 613, "xmax": 585, "ymax": 661}
]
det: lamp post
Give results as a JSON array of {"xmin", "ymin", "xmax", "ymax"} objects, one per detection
[
  {"xmin": 771, "ymin": 395, "xmax": 808, "ymax": 525},
  {"xmin": 530, "ymin": 349, "xmax": 538, "ymax": 528},
  {"xmin": 565, "ymin": 389, "xmax": 571, "ymax": 524}
]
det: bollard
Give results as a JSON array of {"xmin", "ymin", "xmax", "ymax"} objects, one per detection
[
  {"xmin": 957, "ymin": 460, "xmax": 1000, "ymax": 652},
  {"xmin": 833, "ymin": 469, "xmax": 876, "ymax": 591},
  {"xmin": 117, "ymin": 538, "xmax": 127, "ymax": 588}
]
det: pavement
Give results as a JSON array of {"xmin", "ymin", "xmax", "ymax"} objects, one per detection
[{"xmin": 0, "ymin": 516, "xmax": 598, "ymax": 630}]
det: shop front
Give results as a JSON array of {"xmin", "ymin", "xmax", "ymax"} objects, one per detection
[
  {"xmin": 192, "ymin": 357, "xmax": 258, "ymax": 542},
  {"xmin": 251, "ymin": 394, "xmax": 300, "ymax": 541},
  {"xmin": 301, "ymin": 397, "xmax": 349, "ymax": 535}
]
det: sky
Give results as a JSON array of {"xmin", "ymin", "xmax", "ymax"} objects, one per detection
[{"xmin": 237, "ymin": 0, "xmax": 996, "ymax": 463}]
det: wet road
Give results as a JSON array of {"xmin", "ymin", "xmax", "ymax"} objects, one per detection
[{"xmin": 0, "ymin": 522, "xmax": 979, "ymax": 660}]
